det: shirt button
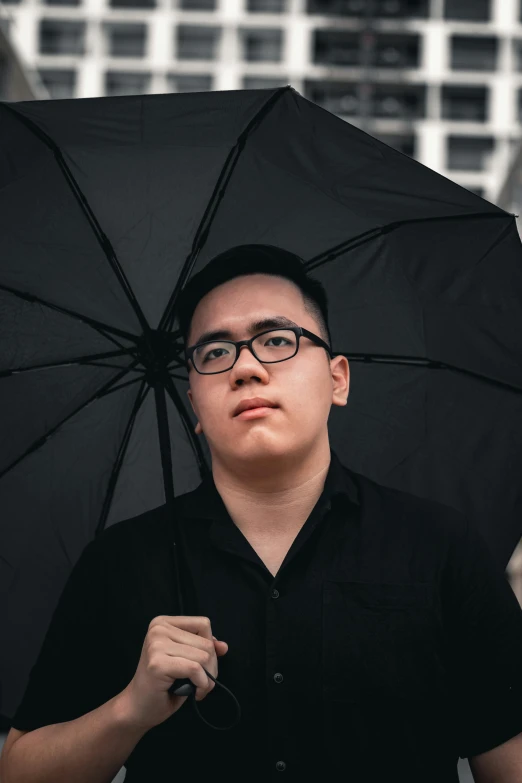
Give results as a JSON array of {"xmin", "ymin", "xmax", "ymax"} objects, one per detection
[
  {"xmin": 271, "ymin": 589, "xmax": 279, "ymax": 599},
  {"xmin": 274, "ymin": 672, "xmax": 283, "ymax": 683},
  {"xmin": 276, "ymin": 761, "xmax": 286, "ymax": 772}
]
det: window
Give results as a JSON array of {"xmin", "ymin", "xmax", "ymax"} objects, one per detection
[
  {"xmin": 313, "ymin": 30, "xmax": 419, "ymax": 68},
  {"xmin": 179, "ymin": 0, "xmax": 216, "ymax": 10},
  {"xmin": 373, "ymin": 132, "xmax": 416, "ymax": 158},
  {"xmin": 243, "ymin": 76, "xmax": 288, "ymax": 88},
  {"xmin": 176, "ymin": 25, "xmax": 220, "ymax": 59},
  {"xmin": 462, "ymin": 185, "xmax": 485, "ymax": 197},
  {"xmin": 442, "ymin": 85, "xmax": 488, "ymax": 122},
  {"xmin": 39, "ymin": 20, "xmax": 85, "ymax": 55},
  {"xmin": 374, "ymin": 34, "xmax": 420, "ymax": 68},
  {"xmin": 313, "ymin": 31, "xmax": 359, "ymax": 66},
  {"xmin": 167, "ymin": 73, "xmax": 213, "ymax": 91},
  {"xmin": 0, "ymin": 55, "xmax": 8, "ymax": 101},
  {"xmin": 104, "ymin": 23, "xmax": 147, "ymax": 57},
  {"xmin": 109, "ymin": 0, "xmax": 156, "ymax": 7},
  {"xmin": 513, "ymin": 41, "xmax": 522, "ymax": 72},
  {"xmin": 247, "ymin": 0, "xmax": 286, "ymax": 11},
  {"xmin": 304, "ymin": 80, "xmax": 358, "ymax": 115},
  {"xmin": 517, "ymin": 89, "xmax": 522, "ymax": 123},
  {"xmin": 373, "ymin": 83, "xmax": 426, "ymax": 118},
  {"xmin": 239, "ymin": 28, "xmax": 283, "ymax": 62},
  {"xmin": 42, "ymin": 0, "xmax": 81, "ymax": 6},
  {"xmin": 306, "ymin": 0, "xmax": 428, "ymax": 16},
  {"xmin": 105, "ymin": 71, "xmax": 151, "ymax": 95},
  {"xmin": 447, "ymin": 135, "xmax": 494, "ymax": 171},
  {"xmin": 306, "ymin": 82, "xmax": 425, "ymax": 119},
  {"xmin": 444, "ymin": 0, "xmax": 490, "ymax": 21},
  {"xmin": 38, "ymin": 67, "xmax": 76, "ymax": 97},
  {"xmin": 450, "ymin": 36, "xmax": 497, "ymax": 71}
]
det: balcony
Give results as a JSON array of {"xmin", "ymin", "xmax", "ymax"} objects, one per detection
[
  {"xmin": 104, "ymin": 23, "xmax": 147, "ymax": 58},
  {"xmin": 109, "ymin": 0, "xmax": 156, "ymax": 7},
  {"xmin": 167, "ymin": 73, "xmax": 213, "ymax": 91},
  {"xmin": 179, "ymin": 0, "xmax": 217, "ymax": 10},
  {"xmin": 247, "ymin": 0, "xmax": 287, "ymax": 12},
  {"xmin": 105, "ymin": 70, "xmax": 151, "ymax": 95},
  {"xmin": 307, "ymin": 0, "xmax": 428, "ymax": 17},
  {"xmin": 373, "ymin": 132, "xmax": 416, "ymax": 158},
  {"xmin": 442, "ymin": 85, "xmax": 488, "ymax": 122},
  {"xmin": 38, "ymin": 67, "xmax": 76, "ymax": 97},
  {"xmin": 447, "ymin": 135, "xmax": 494, "ymax": 171},
  {"xmin": 304, "ymin": 80, "xmax": 359, "ymax": 114},
  {"xmin": 444, "ymin": 0, "xmax": 491, "ymax": 22},
  {"xmin": 450, "ymin": 35, "xmax": 497, "ymax": 71},
  {"xmin": 238, "ymin": 28, "xmax": 283, "ymax": 62},
  {"xmin": 39, "ymin": 19, "xmax": 85, "ymax": 55},
  {"xmin": 243, "ymin": 76, "xmax": 288, "ymax": 88},
  {"xmin": 313, "ymin": 31, "xmax": 420, "ymax": 69},
  {"xmin": 42, "ymin": 0, "xmax": 81, "ymax": 6},
  {"xmin": 305, "ymin": 81, "xmax": 425, "ymax": 121},
  {"xmin": 176, "ymin": 25, "xmax": 220, "ymax": 59}
]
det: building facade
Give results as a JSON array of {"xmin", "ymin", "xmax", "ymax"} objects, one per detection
[
  {"xmin": 0, "ymin": 0, "xmax": 521, "ymax": 201},
  {"xmin": 0, "ymin": 1, "xmax": 46, "ymax": 99}
]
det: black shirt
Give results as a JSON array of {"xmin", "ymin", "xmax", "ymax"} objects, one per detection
[{"xmin": 11, "ymin": 449, "xmax": 522, "ymax": 782}]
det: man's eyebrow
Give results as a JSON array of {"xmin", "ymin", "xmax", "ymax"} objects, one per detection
[{"xmin": 193, "ymin": 316, "xmax": 298, "ymax": 346}]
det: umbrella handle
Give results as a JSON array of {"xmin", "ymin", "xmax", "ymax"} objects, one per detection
[
  {"xmin": 170, "ymin": 677, "xmax": 195, "ymax": 697},
  {"xmin": 168, "ymin": 669, "xmax": 242, "ymax": 730}
]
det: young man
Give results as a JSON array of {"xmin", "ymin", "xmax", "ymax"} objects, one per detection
[{"xmin": 4, "ymin": 244, "xmax": 522, "ymax": 783}]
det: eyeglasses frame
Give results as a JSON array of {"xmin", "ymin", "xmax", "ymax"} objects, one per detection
[{"xmin": 185, "ymin": 325, "xmax": 334, "ymax": 375}]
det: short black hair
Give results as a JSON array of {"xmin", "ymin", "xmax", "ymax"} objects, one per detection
[{"xmin": 176, "ymin": 244, "xmax": 332, "ymax": 357}]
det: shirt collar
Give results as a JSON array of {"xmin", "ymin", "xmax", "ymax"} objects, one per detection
[{"xmin": 179, "ymin": 448, "xmax": 360, "ymax": 522}]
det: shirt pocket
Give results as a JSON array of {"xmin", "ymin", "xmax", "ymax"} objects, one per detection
[{"xmin": 322, "ymin": 580, "xmax": 448, "ymax": 703}]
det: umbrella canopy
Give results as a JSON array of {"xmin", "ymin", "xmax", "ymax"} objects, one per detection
[{"xmin": 1, "ymin": 85, "xmax": 522, "ymax": 724}]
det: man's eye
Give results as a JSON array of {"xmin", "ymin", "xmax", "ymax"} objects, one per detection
[
  {"xmin": 266, "ymin": 337, "xmax": 290, "ymax": 346},
  {"xmin": 204, "ymin": 347, "xmax": 228, "ymax": 361}
]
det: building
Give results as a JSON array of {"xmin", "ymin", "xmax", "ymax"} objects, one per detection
[
  {"xmin": 0, "ymin": 0, "xmax": 522, "ymax": 202},
  {"xmin": 496, "ymin": 134, "xmax": 522, "ymax": 236},
  {"xmin": 0, "ymin": 0, "xmax": 47, "ymax": 98}
]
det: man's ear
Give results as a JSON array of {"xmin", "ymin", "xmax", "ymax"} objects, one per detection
[{"xmin": 331, "ymin": 355, "xmax": 349, "ymax": 407}]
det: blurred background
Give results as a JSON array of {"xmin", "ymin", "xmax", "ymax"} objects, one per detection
[{"xmin": 1, "ymin": 1, "xmax": 522, "ymax": 779}]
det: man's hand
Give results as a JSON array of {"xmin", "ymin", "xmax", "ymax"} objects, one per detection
[
  {"xmin": 120, "ymin": 615, "xmax": 228, "ymax": 731},
  {"xmin": 469, "ymin": 732, "xmax": 522, "ymax": 783}
]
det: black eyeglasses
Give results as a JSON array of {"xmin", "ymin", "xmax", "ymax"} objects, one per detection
[{"xmin": 185, "ymin": 326, "xmax": 333, "ymax": 375}]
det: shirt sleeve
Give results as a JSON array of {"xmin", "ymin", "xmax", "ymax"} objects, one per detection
[
  {"xmin": 443, "ymin": 513, "xmax": 522, "ymax": 759},
  {"xmin": 10, "ymin": 536, "xmax": 118, "ymax": 731}
]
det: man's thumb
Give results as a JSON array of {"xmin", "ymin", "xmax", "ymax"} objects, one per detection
[{"xmin": 212, "ymin": 635, "xmax": 228, "ymax": 651}]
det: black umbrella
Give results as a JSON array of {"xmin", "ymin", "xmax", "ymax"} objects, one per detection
[{"xmin": 1, "ymin": 86, "xmax": 522, "ymax": 731}]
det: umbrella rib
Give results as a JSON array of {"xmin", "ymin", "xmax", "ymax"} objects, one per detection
[
  {"xmin": 1, "ymin": 104, "xmax": 154, "ymax": 341},
  {"xmin": 0, "ymin": 282, "xmax": 138, "ymax": 347},
  {"xmin": 0, "ymin": 349, "xmax": 138, "ymax": 380},
  {"xmin": 158, "ymin": 86, "xmax": 292, "ymax": 335},
  {"xmin": 341, "ymin": 352, "xmax": 522, "ymax": 395},
  {"xmin": 305, "ymin": 212, "xmax": 511, "ymax": 272},
  {"xmin": 95, "ymin": 374, "xmax": 145, "ymax": 398},
  {"xmin": 162, "ymin": 373, "xmax": 211, "ymax": 479},
  {"xmin": 0, "ymin": 357, "xmax": 141, "ymax": 482},
  {"xmin": 94, "ymin": 379, "xmax": 150, "ymax": 538}
]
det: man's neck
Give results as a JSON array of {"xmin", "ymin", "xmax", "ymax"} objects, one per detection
[{"xmin": 211, "ymin": 445, "xmax": 331, "ymax": 541}]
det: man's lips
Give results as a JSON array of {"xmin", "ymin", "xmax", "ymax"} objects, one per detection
[
  {"xmin": 234, "ymin": 406, "xmax": 279, "ymax": 420},
  {"xmin": 233, "ymin": 398, "xmax": 279, "ymax": 416}
]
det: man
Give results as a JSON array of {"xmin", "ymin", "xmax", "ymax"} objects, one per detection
[{"xmin": 3, "ymin": 244, "xmax": 522, "ymax": 783}]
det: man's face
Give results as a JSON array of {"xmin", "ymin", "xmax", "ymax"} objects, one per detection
[{"xmin": 186, "ymin": 273, "xmax": 349, "ymax": 468}]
